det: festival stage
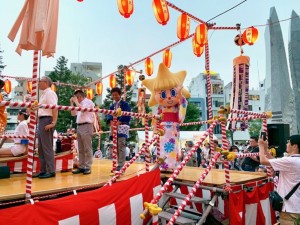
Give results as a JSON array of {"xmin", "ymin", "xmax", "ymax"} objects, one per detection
[
  {"xmin": 0, "ymin": 159, "xmax": 153, "ymax": 202},
  {"xmin": 0, "ymin": 158, "xmax": 266, "ymax": 202}
]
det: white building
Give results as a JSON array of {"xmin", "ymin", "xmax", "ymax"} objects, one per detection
[
  {"xmin": 188, "ymin": 71, "xmax": 224, "ymax": 136},
  {"xmin": 70, "ymin": 62, "xmax": 102, "ymax": 106}
]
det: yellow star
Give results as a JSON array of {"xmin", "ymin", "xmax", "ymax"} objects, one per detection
[{"xmin": 142, "ymin": 63, "xmax": 190, "ymax": 106}]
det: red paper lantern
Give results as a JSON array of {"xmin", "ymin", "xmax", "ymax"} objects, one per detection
[
  {"xmin": 95, "ymin": 82, "xmax": 103, "ymax": 95},
  {"xmin": 177, "ymin": 13, "xmax": 190, "ymax": 40},
  {"xmin": 51, "ymin": 84, "xmax": 56, "ymax": 92},
  {"xmin": 117, "ymin": 0, "xmax": 134, "ymax": 18},
  {"xmin": 195, "ymin": 23, "xmax": 208, "ymax": 47},
  {"xmin": 86, "ymin": 88, "xmax": 94, "ymax": 100},
  {"xmin": 125, "ymin": 70, "xmax": 135, "ymax": 86},
  {"xmin": 77, "ymin": 0, "xmax": 84, "ymax": 2},
  {"xmin": 145, "ymin": 58, "xmax": 154, "ymax": 76},
  {"xmin": 109, "ymin": 75, "xmax": 117, "ymax": 88},
  {"xmin": 242, "ymin": 26, "xmax": 259, "ymax": 45},
  {"xmin": 4, "ymin": 79, "xmax": 12, "ymax": 94},
  {"xmin": 27, "ymin": 81, "xmax": 32, "ymax": 94},
  {"xmin": 163, "ymin": 49, "xmax": 172, "ymax": 68},
  {"xmin": 152, "ymin": 0, "xmax": 169, "ymax": 25},
  {"xmin": 192, "ymin": 37, "xmax": 204, "ymax": 57}
]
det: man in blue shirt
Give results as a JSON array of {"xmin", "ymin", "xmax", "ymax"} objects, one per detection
[{"xmin": 107, "ymin": 87, "xmax": 131, "ymax": 171}]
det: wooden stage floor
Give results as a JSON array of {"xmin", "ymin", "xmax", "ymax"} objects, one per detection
[{"xmin": 0, "ymin": 159, "xmax": 266, "ymax": 202}]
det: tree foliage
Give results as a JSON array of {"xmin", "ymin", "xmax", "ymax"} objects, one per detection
[
  {"xmin": 181, "ymin": 102, "xmax": 202, "ymax": 131},
  {"xmin": 48, "ymin": 56, "xmax": 88, "ymax": 132},
  {"xmin": 248, "ymin": 119, "xmax": 262, "ymax": 138}
]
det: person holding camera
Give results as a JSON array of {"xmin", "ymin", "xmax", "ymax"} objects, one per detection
[
  {"xmin": 259, "ymin": 135, "xmax": 300, "ymax": 224},
  {"xmin": 70, "ymin": 90, "xmax": 95, "ymax": 175}
]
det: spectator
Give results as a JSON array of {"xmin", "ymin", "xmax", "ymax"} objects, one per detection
[
  {"xmin": 151, "ymin": 143, "xmax": 157, "ymax": 162},
  {"xmin": 185, "ymin": 141, "xmax": 197, "ymax": 167},
  {"xmin": 34, "ymin": 76, "xmax": 58, "ymax": 179},
  {"xmin": 70, "ymin": 89, "xmax": 95, "ymax": 175},
  {"xmin": 200, "ymin": 158, "xmax": 207, "ymax": 168},
  {"xmin": 202, "ymin": 142, "xmax": 210, "ymax": 161},
  {"xmin": 125, "ymin": 144, "xmax": 130, "ymax": 161},
  {"xmin": 106, "ymin": 87, "xmax": 131, "ymax": 171},
  {"xmin": 0, "ymin": 109, "xmax": 29, "ymax": 157},
  {"xmin": 129, "ymin": 145, "xmax": 136, "ymax": 160},
  {"xmin": 259, "ymin": 135, "xmax": 300, "ymax": 224},
  {"xmin": 241, "ymin": 136, "xmax": 260, "ymax": 172}
]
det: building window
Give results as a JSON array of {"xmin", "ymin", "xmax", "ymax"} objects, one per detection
[
  {"xmin": 211, "ymin": 84, "xmax": 224, "ymax": 94},
  {"xmin": 249, "ymin": 95, "xmax": 260, "ymax": 100},
  {"xmin": 248, "ymin": 105, "xmax": 253, "ymax": 111}
]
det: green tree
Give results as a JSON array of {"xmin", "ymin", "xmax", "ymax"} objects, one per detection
[
  {"xmin": 48, "ymin": 56, "xmax": 88, "ymax": 132},
  {"xmin": 248, "ymin": 119, "xmax": 262, "ymax": 138},
  {"xmin": 181, "ymin": 102, "xmax": 202, "ymax": 131}
]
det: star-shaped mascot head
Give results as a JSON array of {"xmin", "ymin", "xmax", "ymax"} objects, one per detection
[{"xmin": 142, "ymin": 63, "xmax": 190, "ymax": 107}]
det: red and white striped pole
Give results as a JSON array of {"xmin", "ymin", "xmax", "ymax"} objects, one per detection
[
  {"xmin": 145, "ymin": 117, "xmax": 150, "ymax": 171},
  {"xmin": 262, "ymin": 118, "xmax": 272, "ymax": 177},
  {"xmin": 25, "ymin": 50, "xmax": 39, "ymax": 199},
  {"xmin": 205, "ymin": 43, "xmax": 214, "ymax": 158},
  {"xmin": 152, "ymin": 215, "xmax": 159, "ymax": 225},
  {"xmin": 224, "ymin": 160, "xmax": 230, "ymax": 188},
  {"xmin": 112, "ymin": 116, "xmax": 118, "ymax": 172}
]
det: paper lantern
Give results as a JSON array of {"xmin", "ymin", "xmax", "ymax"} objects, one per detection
[
  {"xmin": 125, "ymin": 70, "xmax": 134, "ymax": 86},
  {"xmin": 109, "ymin": 75, "xmax": 116, "ymax": 88},
  {"xmin": 242, "ymin": 26, "xmax": 259, "ymax": 45},
  {"xmin": 95, "ymin": 82, "xmax": 103, "ymax": 95},
  {"xmin": 163, "ymin": 49, "xmax": 172, "ymax": 68},
  {"xmin": 145, "ymin": 58, "xmax": 154, "ymax": 76},
  {"xmin": 152, "ymin": 0, "xmax": 169, "ymax": 25},
  {"xmin": 86, "ymin": 88, "xmax": 94, "ymax": 100},
  {"xmin": 51, "ymin": 84, "xmax": 56, "ymax": 92},
  {"xmin": 27, "ymin": 81, "xmax": 32, "ymax": 94},
  {"xmin": 195, "ymin": 23, "xmax": 208, "ymax": 46},
  {"xmin": 117, "ymin": 0, "xmax": 134, "ymax": 18},
  {"xmin": 4, "ymin": 79, "xmax": 12, "ymax": 94},
  {"xmin": 192, "ymin": 37, "xmax": 204, "ymax": 57},
  {"xmin": 177, "ymin": 13, "xmax": 190, "ymax": 40},
  {"xmin": 77, "ymin": 0, "xmax": 84, "ymax": 2}
]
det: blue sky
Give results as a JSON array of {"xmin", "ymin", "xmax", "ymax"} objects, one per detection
[{"xmin": 0, "ymin": 1, "xmax": 299, "ymax": 93}]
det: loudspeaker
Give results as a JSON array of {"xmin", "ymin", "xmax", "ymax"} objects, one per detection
[{"xmin": 267, "ymin": 124, "xmax": 290, "ymax": 157}]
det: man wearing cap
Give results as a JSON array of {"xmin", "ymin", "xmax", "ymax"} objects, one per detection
[
  {"xmin": 70, "ymin": 90, "xmax": 95, "ymax": 175},
  {"xmin": 34, "ymin": 76, "xmax": 58, "ymax": 178},
  {"xmin": 259, "ymin": 135, "xmax": 300, "ymax": 224}
]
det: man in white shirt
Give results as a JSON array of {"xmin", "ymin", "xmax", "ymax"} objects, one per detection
[
  {"xmin": 34, "ymin": 76, "xmax": 58, "ymax": 179},
  {"xmin": 259, "ymin": 134, "xmax": 300, "ymax": 224},
  {"xmin": 70, "ymin": 90, "xmax": 95, "ymax": 175}
]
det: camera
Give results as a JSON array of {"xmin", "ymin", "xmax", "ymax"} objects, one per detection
[{"xmin": 260, "ymin": 131, "xmax": 267, "ymax": 141}]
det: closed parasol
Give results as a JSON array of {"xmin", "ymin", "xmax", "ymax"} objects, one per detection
[{"xmin": 8, "ymin": 0, "xmax": 59, "ymax": 57}]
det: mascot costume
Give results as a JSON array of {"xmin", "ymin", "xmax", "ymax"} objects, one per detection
[{"xmin": 142, "ymin": 63, "xmax": 190, "ymax": 170}]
